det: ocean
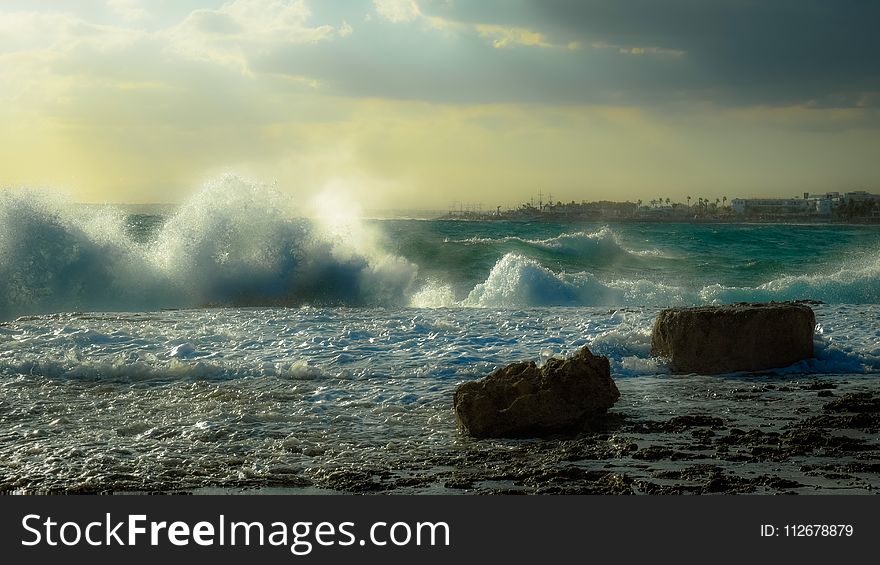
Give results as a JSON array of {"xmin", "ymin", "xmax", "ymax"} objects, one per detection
[{"xmin": 2, "ymin": 178, "xmax": 879, "ymax": 494}]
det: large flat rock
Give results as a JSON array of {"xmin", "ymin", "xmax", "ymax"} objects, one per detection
[
  {"xmin": 453, "ymin": 346, "xmax": 620, "ymax": 438},
  {"xmin": 650, "ymin": 302, "xmax": 815, "ymax": 374}
]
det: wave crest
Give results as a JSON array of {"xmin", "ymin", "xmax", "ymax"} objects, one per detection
[
  {"xmin": 701, "ymin": 261, "xmax": 880, "ymax": 304},
  {"xmin": 448, "ymin": 226, "xmax": 661, "ymax": 263}
]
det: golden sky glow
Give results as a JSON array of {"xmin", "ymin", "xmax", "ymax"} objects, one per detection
[{"xmin": 1, "ymin": 0, "xmax": 879, "ymax": 209}]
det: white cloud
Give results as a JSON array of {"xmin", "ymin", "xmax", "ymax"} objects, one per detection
[
  {"xmin": 0, "ymin": 10, "xmax": 146, "ymax": 53},
  {"xmin": 0, "ymin": 8, "xmax": 145, "ymax": 103},
  {"xmin": 373, "ymin": 0, "xmax": 421, "ymax": 23},
  {"xmin": 219, "ymin": 0, "xmax": 322, "ymax": 42},
  {"xmin": 474, "ymin": 24, "xmax": 552, "ymax": 49},
  {"xmin": 107, "ymin": 0, "xmax": 148, "ymax": 23},
  {"xmin": 167, "ymin": 0, "xmax": 345, "ymax": 71}
]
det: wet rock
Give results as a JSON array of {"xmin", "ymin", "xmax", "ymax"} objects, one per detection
[
  {"xmin": 636, "ymin": 481, "xmax": 696, "ymax": 495},
  {"xmin": 525, "ymin": 469, "xmax": 634, "ymax": 495},
  {"xmin": 443, "ymin": 478, "xmax": 474, "ymax": 490},
  {"xmin": 632, "ymin": 446, "xmax": 676, "ymax": 460},
  {"xmin": 663, "ymin": 415, "xmax": 725, "ymax": 431},
  {"xmin": 823, "ymin": 392, "xmax": 880, "ymax": 413},
  {"xmin": 650, "ymin": 302, "xmax": 815, "ymax": 374},
  {"xmin": 314, "ymin": 469, "xmax": 390, "ymax": 492},
  {"xmin": 628, "ymin": 414, "xmax": 725, "ymax": 434},
  {"xmin": 453, "ymin": 346, "xmax": 620, "ymax": 438},
  {"xmin": 801, "ymin": 380, "xmax": 838, "ymax": 391},
  {"xmin": 805, "ymin": 413, "xmax": 880, "ymax": 431},
  {"xmin": 761, "ymin": 477, "xmax": 803, "ymax": 489}
]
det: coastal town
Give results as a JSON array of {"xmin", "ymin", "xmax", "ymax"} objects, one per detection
[{"xmin": 441, "ymin": 190, "xmax": 880, "ymax": 222}]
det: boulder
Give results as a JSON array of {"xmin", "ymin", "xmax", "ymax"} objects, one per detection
[
  {"xmin": 453, "ymin": 346, "xmax": 620, "ymax": 438},
  {"xmin": 650, "ymin": 302, "xmax": 815, "ymax": 374}
]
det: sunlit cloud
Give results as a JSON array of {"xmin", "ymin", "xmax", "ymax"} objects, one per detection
[
  {"xmin": 107, "ymin": 0, "xmax": 149, "ymax": 23},
  {"xmin": 167, "ymin": 0, "xmax": 347, "ymax": 71},
  {"xmin": 474, "ymin": 24, "xmax": 553, "ymax": 49},
  {"xmin": 372, "ymin": 0, "xmax": 421, "ymax": 23}
]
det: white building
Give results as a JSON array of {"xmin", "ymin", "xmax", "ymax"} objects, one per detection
[
  {"xmin": 731, "ymin": 193, "xmax": 841, "ymax": 217},
  {"xmin": 730, "ymin": 197, "xmax": 814, "ymax": 216}
]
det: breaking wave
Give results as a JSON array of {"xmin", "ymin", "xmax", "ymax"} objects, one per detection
[
  {"xmin": 448, "ymin": 252, "xmax": 880, "ymax": 309},
  {"xmin": 457, "ymin": 253, "xmax": 691, "ymax": 308},
  {"xmin": 446, "ymin": 226, "xmax": 660, "ymax": 262},
  {"xmin": 4, "ymin": 180, "xmax": 880, "ymax": 319},
  {"xmin": 700, "ymin": 260, "xmax": 880, "ymax": 305},
  {"xmin": 0, "ymin": 176, "xmax": 417, "ymax": 320}
]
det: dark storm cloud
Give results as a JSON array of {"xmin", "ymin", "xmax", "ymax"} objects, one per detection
[
  {"xmin": 256, "ymin": 6, "xmax": 691, "ymax": 106},
  {"xmin": 255, "ymin": 31, "xmax": 614, "ymax": 105},
  {"xmin": 423, "ymin": 0, "xmax": 880, "ymax": 107},
  {"xmin": 257, "ymin": 0, "xmax": 880, "ymax": 108}
]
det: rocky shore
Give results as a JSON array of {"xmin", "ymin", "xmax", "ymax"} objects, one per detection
[
  {"xmin": 363, "ymin": 301, "xmax": 878, "ymax": 495},
  {"xmin": 310, "ymin": 375, "xmax": 879, "ymax": 495},
  {"xmin": 8, "ymin": 374, "xmax": 878, "ymax": 495}
]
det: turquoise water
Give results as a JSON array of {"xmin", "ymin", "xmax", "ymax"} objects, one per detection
[
  {"xmin": 4, "ymin": 177, "xmax": 880, "ymax": 319},
  {"xmin": 385, "ymin": 220, "xmax": 880, "ymax": 305}
]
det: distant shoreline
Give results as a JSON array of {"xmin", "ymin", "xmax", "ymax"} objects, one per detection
[{"xmin": 433, "ymin": 215, "xmax": 880, "ymax": 226}]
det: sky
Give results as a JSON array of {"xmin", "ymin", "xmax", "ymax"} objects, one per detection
[{"xmin": 2, "ymin": 0, "xmax": 879, "ymax": 209}]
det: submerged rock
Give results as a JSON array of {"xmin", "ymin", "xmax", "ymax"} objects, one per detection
[
  {"xmin": 650, "ymin": 302, "xmax": 815, "ymax": 374},
  {"xmin": 453, "ymin": 346, "xmax": 620, "ymax": 438}
]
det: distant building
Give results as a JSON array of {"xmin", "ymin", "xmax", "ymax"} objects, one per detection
[
  {"xmin": 803, "ymin": 192, "xmax": 842, "ymax": 217},
  {"xmin": 843, "ymin": 190, "xmax": 880, "ymax": 205},
  {"xmin": 731, "ymin": 197, "xmax": 814, "ymax": 216},
  {"xmin": 839, "ymin": 191, "xmax": 880, "ymax": 219},
  {"xmin": 731, "ymin": 192, "xmax": 849, "ymax": 218}
]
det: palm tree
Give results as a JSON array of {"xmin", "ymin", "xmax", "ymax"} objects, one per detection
[{"xmin": 687, "ymin": 196, "xmax": 692, "ymax": 208}]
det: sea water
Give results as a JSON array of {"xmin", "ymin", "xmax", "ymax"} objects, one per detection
[{"xmin": 1, "ymin": 177, "xmax": 879, "ymax": 493}]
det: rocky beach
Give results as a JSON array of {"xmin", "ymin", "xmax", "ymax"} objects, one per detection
[
  {"xmin": 300, "ymin": 374, "xmax": 879, "ymax": 495},
  {"xmin": 401, "ymin": 304, "xmax": 878, "ymax": 495},
  {"xmin": 193, "ymin": 306, "xmax": 880, "ymax": 495}
]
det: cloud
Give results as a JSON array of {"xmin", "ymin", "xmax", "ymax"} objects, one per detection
[
  {"xmin": 107, "ymin": 0, "xmax": 148, "ymax": 23},
  {"xmin": 0, "ymin": 10, "xmax": 136, "ymax": 53},
  {"xmin": 167, "ymin": 0, "xmax": 348, "ymax": 71},
  {"xmin": 373, "ymin": 0, "xmax": 877, "ymax": 108},
  {"xmin": 4, "ymin": 1, "xmax": 880, "ymax": 114},
  {"xmin": 512, "ymin": 0, "xmax": 880, "ymax": 107},
  {"xmin": 373, "ymin": 0, "xmax": 421, "ymax": 23},
  {"xmin": 471, "ymin": 24, "xmax": 546, "ymax": 49}
]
